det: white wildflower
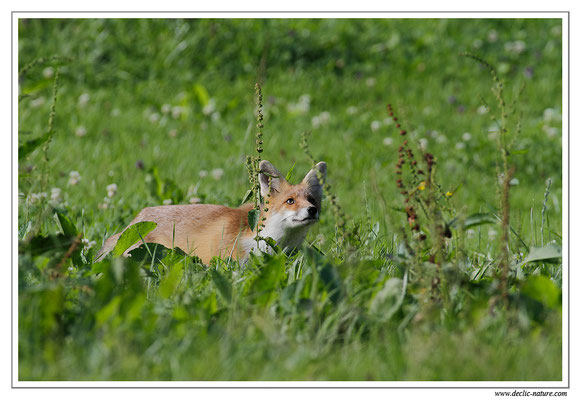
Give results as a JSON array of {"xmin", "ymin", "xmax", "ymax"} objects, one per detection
[
  {"xmin": 287, "ymin": 94, "xmax": 311, "ymax": 114},
  {"xmin": 202, "ymin": 99, "xmax": 216, "ymax": 115},
  {"xmin": 78, "ymin": 93, "xmax": 90, "ymax": 107},
  {"xmin": 365, "ymin": 77, "xmax": 376, "ymax": 87},
  {"xmin": 149, "ymin": 112, "xmax": 160, "ymax": 123},
  {"xmin": 383, "ymin": 137, "xmax": 393, "ymax": 146},
  {"xmin": 505, "ymin": 40, "xmax": 526, "ymax": 55},
  {"xmin": 199, "ymin": 170, "xmax": 208, "ymax": 178},
  {"xmin": 68, "ymin": 171, "xmax": 81, "ymax": 186},
  {"xmin": 50, "ymin": 187, "xmax": 62, "ymax": 202},
  {"xmin": 161, "ymin": 104, "xmax": 171, "ymax": 114},
  {"xmin": 370, "ymin": 120, "xmax": 381, "ymax": 132},
  {"xmin": 171, "ymin": 106, "xmax": 183, "ymax": 119},
  {"xmin": 28, "ymin": 192, "xmax": 47, "ymax": 204},
  {"xmin": 543, "ymin": 108, "xmax": 561, "ymax": 122},
  {"xmin": 488, "ymin": 30, "xmax": 498, "ymax": 42},
  {"xmin": 298, "ymin": 94, "xmax": 310, "ymax": 110},
  {"xmin": 189, "ymin": 197, "xmax": 202, "ymax": 204},
  {"xmin": 211, "ymin": 168, "xmax": 224, "ymax": 180},
  {"xmin": 543, "ymin": 125, "xmax": 559, "ymax": 137},
  {"xmin": 106, "ymin": 183, "xmax": 117, "ymax": 198},
  {"xmin": 488, "ymin": 124, "xmax": 499, "ymax": 140},
  {"xmin": 455, "ymin": 142, "xmax": 466, "ymax": 150},
  {"xmin": 211, "ymin": 112, "xmax": 221, "ymax": 122},
  {"xmin": 30, "ymin": 97, "xmax": 46, "ymax": 108},
  {"xmin": 75, "ymin": 126, "xmax": 87, "ymax": 137},
  {"xmin": 111, "ymin": 108, "xmax": 120, "ymax": 117},
  {"xmin": 311, "ymin": 116, "xmax": 321, "ymax": 128},
  {"xmin": 346, "ymin": 106, "xmax": 358, "ymax": 115},
  {"xmin": 81, "ymin": 238, "xmax": 97, "ymax": 252},
  {"xmin": 462, "ymin": 132, "xmax": 472, "ymax": 141},
  {"xmin": 168, "ymin": 129, "xmax": 178, "ymax": 138},
  {"xmin": 477, "ymin": 105, "xmax": 488, "ymax": 115},
  {"xmin": 42, "ymin": 67, "xmax": 54, "ymax": 79},
  {"xmin": 319, "ymin": 111, "xmax": 330, "ymax": 123},
  {"xmin": 498, "ymin": 173, "xmax": 505, "ymax": 185},
  {"xmin": 466, "ymin": 229, "xmax": 475, "ymax": 239},
  {"xmin": 436, "ymin": 135, "xmax": 448, "ymax": 144},
  {"xmin": 419, "ymin": 138, "xmax": 428, "ymax": 150},
  {"xmin": 162, "ymin": 199, "xmax": 173, "ymax": 205},
  {"xmin": 509, "ymin": 178, "xmax": 520, "ymax": 186},
  {"xmin": 488, "ymin": 229, "xmax": 498, "ymax": 240}
]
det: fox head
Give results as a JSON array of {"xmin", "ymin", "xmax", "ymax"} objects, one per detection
[{"xmin": 258, "ymin": 160, "xmax": 327, "ymax": 236}]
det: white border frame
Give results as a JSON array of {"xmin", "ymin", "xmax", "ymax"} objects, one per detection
[{"xmin": 11, "ymin": 11, "xmax": 570, "ymax": 390}]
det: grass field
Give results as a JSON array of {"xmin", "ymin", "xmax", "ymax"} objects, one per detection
[{"xmin": 17, "ymin": 18, "xmax": 563, "ymax": 381}]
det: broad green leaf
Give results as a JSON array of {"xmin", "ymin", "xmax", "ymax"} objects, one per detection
[
  {"xmin": 203, "ymin": 292, "xmax": 218, "ymax": 315},
  {"xmin": 125, "ymin": 294, "xmax": 147, "ymax": 324},
  {"xmin": 54, "ymin": 212, "xmax": 78, "ymax": 236},
  {"xmin": 209, "ymin": 268, "xmax": 232, "ymax": 304},
  {"xmin": 18, "ymin": 131, "xmax": 51, "ymax": 161},
  {"xmin": 248, "ymin": 209, "xmax": 260, "ymax": 232},
  {"xmin": 112, "ymin": 221, "xmax": 157, "ymax": 256},
  {"xmin": 193, "ymin": 83, "xmax": 210, "ymax": 106},
  {"xmin": 463, "ymin": 213, "xmax": 497, "ymax": 228},
  {"xmin": 522, "ymin": 275, "xmax": 561, "ymax": 309},
  {"xmin": 319, "ymin": 264, "xmax": 343, "ymax": 304},
  {"xmin": 514, "ymin": 243, "xmax": 562, "ymax": 270},
  {"xmin": 173, "ymin": 305, "xmax": 190, "ymax": 321},
  {"xmin": 128, "ymin": 243, "xmax": 168, "ymax": 263},
  {"xmin": 96, "ymin": 295, "xmax": 122, "ymax": 326},
  {"xmin": 35, "ymin": 285, "xmax": 65, "ymax": 335},
  {"xmin": 159, "ymin": 263, "xmax": 184, "ymax": 299},
  {"xmin": 240, "ymin": 189, "xmax": 253, "ymax": 205},
  {"xmin": 369, "ymin": 277, "xmax": 404, "ymax": 321},
  {"xmin": 249, "ymin": 253, "xmax": 285, "ymax": 307}
]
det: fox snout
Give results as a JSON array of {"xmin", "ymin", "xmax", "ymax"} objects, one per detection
[
  {"xmin": 289, "ymin": 205, "xmax": 319, "ymax": 225},
  {"xmin": 301, "ymin": 204, "xmax": 319, "ymax": 221}
]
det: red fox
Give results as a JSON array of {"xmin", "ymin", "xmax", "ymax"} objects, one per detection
[{"xmin": 95, "ymin": 160, "xmax": 326, "ymax": 264}]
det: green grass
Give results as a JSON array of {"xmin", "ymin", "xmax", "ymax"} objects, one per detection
[{"xmin": 17, "ymin": 18, "xmax": 563, "ymax": 381}]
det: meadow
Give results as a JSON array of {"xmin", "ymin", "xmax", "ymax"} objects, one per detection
[{"xmin": 17, "ymin": 18, "xmax": 563, "ymax": 381}]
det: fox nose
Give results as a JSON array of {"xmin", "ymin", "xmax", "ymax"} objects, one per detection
[{"xmin": 307, "ymin": 206, "xmax": 318, "ymax": 217}]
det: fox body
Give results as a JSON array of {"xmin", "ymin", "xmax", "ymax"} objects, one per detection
[{"xmin": 95, "ymin": 160, "xmax": 327, "ymax": 264}]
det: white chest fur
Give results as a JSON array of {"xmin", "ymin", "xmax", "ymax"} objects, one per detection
[{"xmin": 241, "ymin": 210, "xmax": 311, "ymax": 260}]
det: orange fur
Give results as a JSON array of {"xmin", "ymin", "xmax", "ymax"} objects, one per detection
[{"xmin": 95, "ymin": 160, "xmax": 327, "ymax": 264}]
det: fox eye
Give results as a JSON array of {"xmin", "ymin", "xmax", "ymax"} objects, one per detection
[{"xmin": 286, "ymin": 198, "xmax": 295, "ymax": 205}]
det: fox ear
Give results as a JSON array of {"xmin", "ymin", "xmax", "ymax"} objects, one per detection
[
  {"xmin": 302, "ymin": 161, "xmax": 327, "ymax": 202},
  {"xmin": 259, "ymin": 160, "xmax": 285, "ymax": 198}
]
